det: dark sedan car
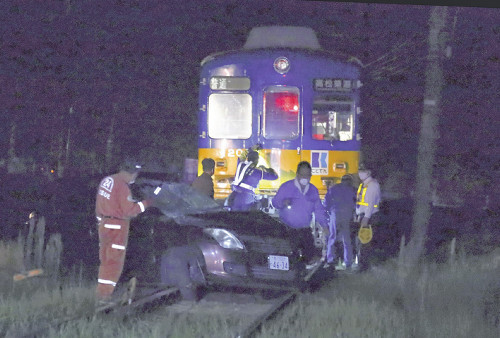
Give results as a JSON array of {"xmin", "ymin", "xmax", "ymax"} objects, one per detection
[{"xmin": 124, "ymin": 180, "xmax": 321, "ymax": 300}]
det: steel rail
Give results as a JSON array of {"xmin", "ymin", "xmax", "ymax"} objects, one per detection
[
  {"xmin": 96, "ymin": 286, "xmax": 179, "ymax": 314},
  {"xmin": 235, "ymin": 291, "xmax": 297, "ymax": 338},
  {"xmin": 10, "ymin": 286, "xmax": 179, "ymax": 337}
]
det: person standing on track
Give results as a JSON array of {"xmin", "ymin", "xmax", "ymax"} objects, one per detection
[
  {"xmin": 355, "ymin": 164, "xmax": 382, "ymax": 271},
  {"xmin": 95, "ymin": 158, "xmax": 153, "ymax": 303},
  {"xmin": 323, "ymin": 174, "xmax": 356, "ymax": 271},
  {"xmin": 272, "ymin": 161, "xmax": 329, "ymax": 261}
]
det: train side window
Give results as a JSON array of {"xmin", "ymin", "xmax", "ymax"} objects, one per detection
[
  {"xmin": 208, "ymin": 93, "xmax": 252, "ymax": 139},
  {"xmin": 312, "ymin": 96, "xmax": 354, "ymax": 141},
  {"xmin": 263, "ymin": 86, "xmax": 300, "ymax": 140}
]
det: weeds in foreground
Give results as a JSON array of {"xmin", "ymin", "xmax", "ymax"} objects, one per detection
[
  {"xmin": 1, "ymin": 239, "xmax": 499, "ymax": 337},
  {"xmin": 261, "ymin": 246, "xmax": 500, "ymax": 338},
  {"xmin": 0, "ymin": 241, "xmax": 25, "ymax": 290}
]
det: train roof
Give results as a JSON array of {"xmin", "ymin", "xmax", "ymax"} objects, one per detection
[
  {"xmin": 243, "ymin": 26, "xmax": 321, "ymax": 50},
  {"xmin": 201, "ymin": 47, "xmax": 354, "ymax": 67},
  {"xmin": 201, "ymin": 26, "xmax": 356, "ymax": 67}
]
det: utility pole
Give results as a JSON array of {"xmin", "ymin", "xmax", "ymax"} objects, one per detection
[
  {"xmin": 7, "ymin": 121, "xmax": 16, "ymax": 173},
  {"xmin": 405, "ymin": 6, "xmax": 449, "ymax": 267},
  {"xmin": 64, "ymin": 106, "xmax": 73, "ymax": 176}
]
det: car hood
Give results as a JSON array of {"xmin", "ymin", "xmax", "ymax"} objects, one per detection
[{"xmin": 178, "ymin": 210, "xmax": 290, "ymax": 237}]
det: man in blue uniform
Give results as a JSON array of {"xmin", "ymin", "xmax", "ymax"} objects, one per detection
[
  {"xmin": 272, "ymin": 161, "xmax": 329, "ymax": 260},
  {"xmin": 228, "ymin": 149, "xmax": 278, "ymax": 211},
  {"xmin": 324, "ymin": 174, "xmax": 356, "ymax": 270}
]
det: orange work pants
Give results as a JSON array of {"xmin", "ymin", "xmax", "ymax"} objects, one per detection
[{"xmin": 96, "ymin": 219, "xmax": 130, "ymax": 300}]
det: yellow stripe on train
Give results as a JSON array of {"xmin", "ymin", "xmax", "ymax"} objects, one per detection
[{"xmin": 198, "ymin": 148, "xmax": 359, "ymax": 200}]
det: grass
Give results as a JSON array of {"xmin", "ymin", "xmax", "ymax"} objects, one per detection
[
  {"xmin": 1, "ymin": 238, "xmax": 499, "ymax": 337},
  {"xmin": 260, "ymin": 247, "xmax": 500, "ymax": 338}
]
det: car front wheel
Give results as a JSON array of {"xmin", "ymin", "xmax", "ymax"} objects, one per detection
[{"xmin": 160, "ymin": 245, "xmax": 205, "ymax": 301}]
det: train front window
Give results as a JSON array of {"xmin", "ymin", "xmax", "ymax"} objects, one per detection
[
  {"xmin": 208, "ymin": 93, "xmax": 252, "ymax": 139},
  {"xmin": 312, "ymin": 96, "xmax": 354, "ymax": 141},
  {"xmin": 263, "ymin": 86, "xmax": 300, "ymax": 140}
]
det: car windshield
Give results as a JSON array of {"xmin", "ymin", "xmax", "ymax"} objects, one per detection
[{"xmin": 139, "ymin": 181, "xmax": 222, "ymax": 217}]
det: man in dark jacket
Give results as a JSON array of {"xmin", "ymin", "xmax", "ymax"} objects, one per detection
[
  {"xmin": 191, "ymin": 158, "xmax": 215, "ymax": 199},
  {"xmin": 324, "ymin": 174, "xmax": 356, "ymax": 269}
]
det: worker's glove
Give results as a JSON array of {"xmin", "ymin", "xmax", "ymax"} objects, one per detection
[
  {"xmin": 129, "ymin": 183, "xmax": 145, "ymax": 202},
  {"xmin": 282, "ymin": 198, "xmax": 292, "ymax": 209},
  {"xmin": 238, "ymin": 149, "xmax": 248, "ymax": 161},
  {"xmin": 251, "ymin": 143, "xmax": 262, "ymax": 151},
  {"xmin": 260, "ymin": 167, "xmax": 277, "ymax": 175}
]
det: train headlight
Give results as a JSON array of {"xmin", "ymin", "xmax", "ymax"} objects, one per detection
[{"xmin": 274, "ymin": 56, "xmax": 290, "ymax": 74}]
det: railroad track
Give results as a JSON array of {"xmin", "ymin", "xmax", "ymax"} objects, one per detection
[
  {"xmin": 102, "ymin": 283, "xmax": 298, "ymax": 338},
  {"xmin": 235, "ymin": 291, "xmax": 296, "ymax": 338},
  {"xmin": 160, "ymin": 289, "xmax": 297, "ymax": 338},
  {"xmin": 8, "ymin": 261, "xmax": 329, "ymax": 337},
  {"xmin": 9, "ymin": 282, "xmax": 297, "ymax": 338},
  {"xmin": 95, "ymin": 282, "xmax": 180, "ymax": 315},
  {"xmin": 96, "ymin": 284, "xmax": 298, "ymax": 338}
]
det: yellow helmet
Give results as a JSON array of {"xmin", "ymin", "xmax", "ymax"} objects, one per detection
[{"xmin": 358, "ymin": 226, "xmax": 373, "ymax": 244}]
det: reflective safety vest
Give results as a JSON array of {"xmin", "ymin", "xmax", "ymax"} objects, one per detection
[
  {"xmin": 232, "ymin": 161, "xmax": 256, "ymax": 192},
  {"xmin": 356, "ymin": 183, "xmax": 379, "ymax": 208}
]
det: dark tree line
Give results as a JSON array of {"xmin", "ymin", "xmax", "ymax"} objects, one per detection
[
  {"xmin": 0, "ymin": 0, "xmax": 497, "ymax": 191},
  {"xmin": 1, "ymin": 1, "xmax": 201, "ymax": 176}
]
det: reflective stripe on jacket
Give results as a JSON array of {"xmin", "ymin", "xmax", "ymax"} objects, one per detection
[
  {"xmin": 356, "ymin": 184, "xmax": 379, "ymax": 207},
  {"xmin": 355, "ymin": 177, "xmax": 381, "ymax": 219}
]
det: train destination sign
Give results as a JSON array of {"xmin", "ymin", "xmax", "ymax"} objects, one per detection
[
  {"xmin": 313, "ymin": 78, "xmax": 362, "ymax": 91},
  {"xmin": 210, "ymin": 76, "xmax": 251, "ymax": 91}
]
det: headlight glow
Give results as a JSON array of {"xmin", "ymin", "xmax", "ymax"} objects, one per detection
[{"xmin": 204, "ymin": 228, "xmax": 245, "ymax": 250}]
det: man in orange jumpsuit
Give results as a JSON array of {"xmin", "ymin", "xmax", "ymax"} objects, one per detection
[{"xmin": 95, "ymin": 159, "xmax": 152, "ymax": 302}]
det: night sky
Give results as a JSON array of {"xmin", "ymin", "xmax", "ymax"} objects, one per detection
[{"xmin": 1, "ymin": 1, "xmax": 498, "ymax": 199}]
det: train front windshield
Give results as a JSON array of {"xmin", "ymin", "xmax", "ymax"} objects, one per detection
[
  {"xmin": 263, "ymin": 87, "xmax": 300, "ymax": 140},
  {"xmin": 312, "ymin": 96, "xmax": 354, "ymax": 142},
  {"xmin": 207, "ymin": 90, "xmax": 355, "ymax": 143},
  {"xmin": 208, "ymin": 93, "xmax": 252, "ymax": 139}
]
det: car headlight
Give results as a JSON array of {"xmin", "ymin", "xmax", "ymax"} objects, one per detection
[{"xmin": 204, "ymin": 228, "xmax": 245, "ymax": 250}]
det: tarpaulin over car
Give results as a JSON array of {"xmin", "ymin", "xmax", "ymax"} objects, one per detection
[
  {"xmin": 137, "ymin": 179, "xmax": 289, "ymax": 236},
  {"xmin": 138, "ymin": 180, "xmax": 222, "ymax": 217}
]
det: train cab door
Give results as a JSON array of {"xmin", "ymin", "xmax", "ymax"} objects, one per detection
[{"xmin": 261, "ymin": 85, "xmax": 302, "ymax": 184}]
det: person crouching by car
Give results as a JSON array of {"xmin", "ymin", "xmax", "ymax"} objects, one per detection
[
  {"xmin": 227, "ymin": 149, "xmax": 278, "ymax": 211},
  {"xmin": 191, "ymin": 158, "xmax": 215, "ymax": 199},
  {"xmin": 95, "ymin": 158, "xmax": 153, "ymax": 304},
  {"xmin": 272, "ymin": 161, "xmax": 329, "ymax": 261}
]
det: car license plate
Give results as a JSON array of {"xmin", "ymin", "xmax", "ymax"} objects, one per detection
[{"xmin": 268, "ymin": 255, "xmax": 289, "ymax": 271}]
